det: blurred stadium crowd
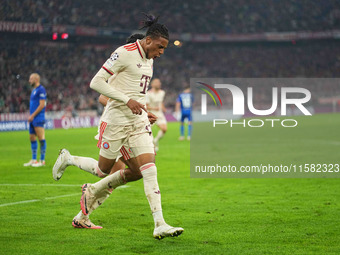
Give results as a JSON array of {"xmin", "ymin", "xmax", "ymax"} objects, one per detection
[
  {"xmin": 1, "ymin": 1, "xmax": 340, "ymax": 113},
  {"xmin": 1, "ymin": 40, "xmax": 339, "ymax": 113},
  {"xmin": 2, "ymin": 0, "xmax": 340, "ymax": 33}
]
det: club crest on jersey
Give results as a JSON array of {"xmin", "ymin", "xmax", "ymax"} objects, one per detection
[
  {"xmin": 137, "ymin": 63, "xmax": 142, "ymax": 68},
  {"xmin": 103, "ymin": 142, "xmax": 110, "ymax": 149}
]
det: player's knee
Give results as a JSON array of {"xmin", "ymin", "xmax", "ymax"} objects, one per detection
[
  {"xmin": 96, "ymin": 165, "xmax": 109, "ymax": 178},
  {"xmin": 123, "ymin": 168, "xmax": 142, "ymax": 182},
  {"xmin": 98, "ymin": 159, "xmax": 115, "ymax": 175},
  {"xmin": 161, "ymin": 126, "xmax": 167, "ymax": 133}
]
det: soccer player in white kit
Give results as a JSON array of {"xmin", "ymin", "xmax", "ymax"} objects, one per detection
[
  {"xmin": 146, "ymin": 78, "xmax": 167, "ymax": 151},
  {"xmin": 53, "ymin": 34, "xmax": 151, "ymax": 214},
  {"xmin": 53, "ymin": 15, "xmax": 183, "ymax": 239}
]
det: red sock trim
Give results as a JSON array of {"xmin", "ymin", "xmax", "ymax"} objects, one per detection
[{"xmin": 140, "ymin": 163, "xmax": 155, "ymax": 172}]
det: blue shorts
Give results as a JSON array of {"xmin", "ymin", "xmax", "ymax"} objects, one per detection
[
  {"xmin": 29, "ymin": 120, "xmax": 45, "ymax": 135},
  {"xmin": 181, "ymin": 112, "xmax": 192, "ymax": 122}
]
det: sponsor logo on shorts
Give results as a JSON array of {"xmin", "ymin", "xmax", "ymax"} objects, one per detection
[{"xmin": 103, "ymin": 142, "xmax": 110, "ymax": 149}]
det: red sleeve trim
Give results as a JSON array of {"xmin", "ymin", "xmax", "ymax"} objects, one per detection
[{"xmin": 102, "ymin": 66, "xmax": 114, "ymax": 75}]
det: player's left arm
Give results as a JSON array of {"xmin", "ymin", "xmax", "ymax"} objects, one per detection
[
  {"xmin": 174, "ymin": 97, "xmax": 181, "ymax": 121},
  {"xmin": 162, "ymin": 103, "xmax": 166, "ymax": 113},
  {"xmin": 98, "ymin": 95, "xmax": 109, "ymax": 107},
  {"xmin": 160, "ymin": 90, "xmax": 166, "ymax": 112},
  {"xmin": 28, "ymin": 99, "xmax": 45, "ymax": 122},
  {"xmin": 175, "ymin": 99, "xmax": 181, "ymax": 113}
]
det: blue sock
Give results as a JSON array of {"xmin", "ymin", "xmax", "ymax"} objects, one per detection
[
  {"xmin": 31, "ymin": 141, "xmax": 37, "ymax": 160},
  {"xmin": 188, "ymin": 124, "xmax": 192, "ymax": 137},
  {"xmin": 39, "ymin": 140, "xmax": 46, "ymax": 161},
  {"xmin": 180, "ymin": 125, "xmax": 184, "ymax": 136}
]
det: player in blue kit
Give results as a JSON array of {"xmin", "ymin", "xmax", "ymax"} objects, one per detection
[
  {"xmin": 175, "ymin": 88, "xmax": 193, "ymax": 140},
  {"xmin": 24, "ymin": 73, "xmax": 47, "ymax": 167}
]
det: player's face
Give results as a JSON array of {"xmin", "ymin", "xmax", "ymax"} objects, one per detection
[
  {"xmin": 145, "ymin": 36, "xmax": 168, "ymax": 60},
  {"xmin": 29, "ymin": 75, "xmax": 35, "ymax": 86},
  {"xmin": 151, "ymin": 79, "xmax": 161, "ymax": 90}
]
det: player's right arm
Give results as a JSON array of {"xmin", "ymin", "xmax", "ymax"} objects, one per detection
[
  {"xmin": 90, "ymin": 49, "xmax": 146, "ymax": 115},
  {"xmin": 147, "ymin": 112, "xmax": 157, "ymax": 125},
  {"xmin": 28, "ymin": 87, "xmax": 47, "ymax": 122},
  {"xmin": 28, "ymin": 99, "xmax": 45, "ymax": 122},
  {"xmin": 175, "ymin": 97, "xmax": 181, "ymax": 113},
  {"xmin": 175, "ymin": 96, "xmax": 181, "ymax": 121}
]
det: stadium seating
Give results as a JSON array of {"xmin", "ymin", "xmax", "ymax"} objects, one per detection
[{"xmin": 2, "ymin": 0, "xmax": 339, "ymax": 33}]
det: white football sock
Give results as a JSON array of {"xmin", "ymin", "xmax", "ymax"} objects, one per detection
[
  {"xmin": 140, "ymin": 163, "xmax": 166, "ymax": 228},
  {"xmin": 74, "ymin": 189, "xmax": 113, "ymax": 221},
  {"xmin": 90, "ymin": 188, "xmax": 113, "ymax": 211},
  {"xmin": 90, "ymin": 170, "xmax": 126, "ymax": 195},
  {"xmin": 70, "ymin": 156, "xmax": 108, "ymax": 178},
  {"xmin": 75, "ymin": 210, "xmax": 88, "ymax": 220},
  {"xmin": 154, "ymin": 130, "xmax": 164, "ymax": 143}
]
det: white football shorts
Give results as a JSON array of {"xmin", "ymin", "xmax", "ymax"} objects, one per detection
[{"xmin": 97, "ymin": 120, "xmax": 154, "ymax": 160}]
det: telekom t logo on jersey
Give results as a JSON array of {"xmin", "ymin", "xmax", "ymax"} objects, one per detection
[
  {"xmin": 140, "ymin": 74, "xmax": 151, "ymax": 94},
  {"xmin": 199, "ymin": 83, "xmax": 312, "ymax": 116}
]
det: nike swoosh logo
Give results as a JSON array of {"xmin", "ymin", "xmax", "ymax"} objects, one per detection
[{"xmin": 84, "ymin": 223, "xmax": 92, "ymax": 228}]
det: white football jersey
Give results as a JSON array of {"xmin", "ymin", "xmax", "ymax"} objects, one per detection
[
  {"xmin": 101, "ymin": 40, "xmax": 153, "ymax": 125},
  {"xmin": 146, "ymin": 89, "xmax": 165, "ymax": 115}
]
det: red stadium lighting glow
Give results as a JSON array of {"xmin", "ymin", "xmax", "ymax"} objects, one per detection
[
  {"xmin": 61, "ymin": 33, "xmax": 69, "ymax": 39},
  {"xmin": 52, "ymin": 33, "xmax": 58, "ymax": 40}
]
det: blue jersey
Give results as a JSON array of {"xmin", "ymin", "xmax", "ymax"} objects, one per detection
[
  {"xmin": 30, "ymin": 85, "xmax": 47, "ymax": 121},
  {"xmin": 177, "ymin": 92, "xmax": 193, "ymax": 115}
]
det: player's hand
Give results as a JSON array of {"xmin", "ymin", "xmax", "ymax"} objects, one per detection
[
  {"xmin": 126, "ymin": 99, "xmax": 147, "ymax": 115},
  {"xmin": 28, "ymin": 115, "xmax": 34, "ymax": 122},
  {"xmin": 175, "ymin": 112, "xmax": 181, "ymax": 121},
  {"xmin": 147, "ymin": 112, "xmax": 157, "ymax": 125}
]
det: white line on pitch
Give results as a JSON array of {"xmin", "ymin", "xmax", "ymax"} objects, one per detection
[
  {"xmin": 45, "ymin": 193, "xmax": 80, "ymax": 200},
  {"xmin": 0, "ymin": 193, "xmax": 79, "ymax": 208},
  {"xmin": 0, "ymin": 184, "xmax": 130, "ymax": 188},
  {"xmin": 305, "ymin": 140, "xmax": 340, "ymax": 146},
  {"xmin": 0, "ymin": 184, "xmax": 81, "ymax": 187},
  {"xmin": 0, "ymin": 185, "xmax": 129, "ymax": 208}
]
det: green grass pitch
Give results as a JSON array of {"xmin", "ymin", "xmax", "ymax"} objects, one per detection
[{"xmin": 0, "ymin": 115, "xmax": 340, "ymax": 254}]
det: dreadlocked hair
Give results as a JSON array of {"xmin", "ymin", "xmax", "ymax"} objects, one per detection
[
  {"xmin": 126, "ymin": 33, "xmax": 145, "ymax": 43},
  {"xmin": 140, "ymin": 13, "xmax": 169, "ymax": 40}
]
